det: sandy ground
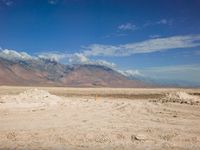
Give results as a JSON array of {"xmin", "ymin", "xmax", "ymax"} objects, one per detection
[{"xmin": 0, "ymin": 86, "xmax": 200, "ymax": 150}]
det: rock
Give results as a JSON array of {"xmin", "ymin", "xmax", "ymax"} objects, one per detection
[{"xmin": 131, "ymin": 134, "xmax": 147, "ymax": 142}]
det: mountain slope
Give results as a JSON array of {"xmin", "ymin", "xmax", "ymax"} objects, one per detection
[
  {"xmin": 59, "ymin": 65, "xmax": 147, "ymax": 87},
  {"xmin": 0, "ymin": 58, "xmax": 148, "ymax": 87}
]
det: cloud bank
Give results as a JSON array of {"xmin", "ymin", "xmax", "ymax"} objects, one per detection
[
  {"xmin": 83, "ymin": 35, "xmax": 200, "ymax": 57},
  {"xmin": 0, "ymin": 49, "xmax": 32, "ymax": 60}
]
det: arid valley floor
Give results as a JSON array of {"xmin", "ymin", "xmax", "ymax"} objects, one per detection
[{"xmin": 0, "ymin": 86, "xmax": 200, "ymax": 150}]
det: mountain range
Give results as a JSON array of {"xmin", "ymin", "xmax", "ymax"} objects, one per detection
[{"xmin": 0, "ymin": 57, "xmax": 148, "ymax": 87}]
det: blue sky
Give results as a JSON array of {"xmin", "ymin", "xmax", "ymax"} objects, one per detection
[{"xmin": 0, "ymin": 0, "xmax": 200, "ymax": 84}]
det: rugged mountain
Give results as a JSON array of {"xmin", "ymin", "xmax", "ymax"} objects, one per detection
[{"xmin": 0, "ymin": 57, "xmax": 148, "ymax": 87}]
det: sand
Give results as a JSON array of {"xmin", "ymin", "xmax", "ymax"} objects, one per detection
[{"xmin": 0, "ymin": 87, "xmax": 200, "ymax": 150}]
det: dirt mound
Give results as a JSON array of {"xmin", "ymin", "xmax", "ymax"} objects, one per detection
[
  {"xmin": 151, "ymin": 92, "xmax": 200, "ymax": 105},
  {"xmin": 0, "ymin": 89, "xmax": 61, "ymax": 108},
  {"xmin": 18, "ymin": 88, "xmax": 59, "ymax": 102},
  {"xmin": 166, "ymin": 92, "xmax": 198, "ymax": 100}
]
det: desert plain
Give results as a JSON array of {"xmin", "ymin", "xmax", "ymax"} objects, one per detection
[{"xmin": 0, "ymin": 86, "xmax": 200, "ymax": 150}]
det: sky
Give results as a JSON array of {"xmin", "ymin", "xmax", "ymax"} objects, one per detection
[{"xmin": 0, "ymin": 0, "xmax": 200, "ymax": 85}]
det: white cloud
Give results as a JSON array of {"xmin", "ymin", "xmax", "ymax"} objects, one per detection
[
  {"xmin": 103, "ymin": 33, "xmax": 128, "ymax": 39},
  {"xmin": 118, "ymin": 23, "xmax": 138, "ymax": 31},
  {"xmin": 68, "ymin": 53, "xmax": 116, "ymax": 68},
  {"xmin": 0, "ymin": 49, "xmax": 32, "ymax": 60},
  {"xmin": 83, "ymin": 44, "xmax": 119, "ymax": 56},
  {"xmin": 83, "ymin": 35, "xmax": 200, "ymax": 57},
  {"xmin": 68, "ymin": 53, "xmax": 89, "ymax": 64},
  {"xmin": 94, "ymin": 60, "xmax": 116, "ymax": 68},
  {"xmin": 157, "ymin": 19, "xmax": 167, "ymax": 24},
  {"xmin": 38, "ymin": 52, "xmax": 65, "ymax": 62},
  {"xmin": 117, "ymin": 69, "xmax": 143, "ymax": 77},
  {"xmin": 48, "ymin": 0, "xmax": 59, "ymax": 5},
  {"xmin": 0, "ymin": 49, "xmax": 66, "ymax": 62},
  {"xmin": 144, "ymin": 19, "xmax": 173, "ymax": 27},
  {"xmin": 156, "ymin": 19, "xmax": 172, "ymax": 25}
]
